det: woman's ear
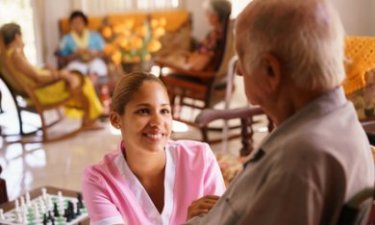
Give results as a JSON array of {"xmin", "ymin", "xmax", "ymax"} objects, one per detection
[{"xmin": 109, "ymin": 112, "xmax": 121, "ymax": 129}]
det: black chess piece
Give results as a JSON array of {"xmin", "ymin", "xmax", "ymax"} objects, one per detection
[
  {"xmin": 76, "ymin": 201, "xmax": 81, "ymax": 216},
  {"xmin": 65, "ymin": 208, "xmax": 72, "ymax": 222},
  {"xmin": 64, "ymin": 201, "xmax": 75, "ymax": 221},
  {"xmin": 53, "ymin": 202, "xmax": 60, "ymax": 217},
  {"xmin": 77, "ymin": 193, "xmax": 84, "ymax": 209},
  {"xmin": 43, "ymin": 213, "xmax": 48, "ymax": 225}
]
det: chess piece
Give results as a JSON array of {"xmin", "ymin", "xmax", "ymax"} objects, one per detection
[
  {"xmin": 0, "ymin": 209, "xmax": 4, "ymax": 220},
  {"xmin": 26, "ymin": 192, "xmax": 31, "ymax": 207},
  {"xmin": 43, "ymin": 213, "xmax": 48, "ymax": 225},
  {"xmin": 77, "ymin": 193, "xmax": 84, "ymax": 209},
  {"xmin": 53, "ymin": 202, "xmax": 60, "ymax": 217},
  {"xmin": 68, "ymin": 201, "xmax": 76, "ymax": 219},
  {"xmin": 33, "ymin": 202, "xmax": 40, "ymax": 219},
  {"xmin": 76, "ymin": 201, "xmax": 81, "ymax": 216},
  {"xmin": 41, "ymin": 188, "xmax": 47, "ymax": 201},
  {"xmin": 15, "ymin": 199, "xmax": 20, "ymax": 213}
]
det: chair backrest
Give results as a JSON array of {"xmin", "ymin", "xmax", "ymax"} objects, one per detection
[
  {"xmin": 214, "ymin": 19, "xmax": 235, "ymax": 83},
  {"xmin": 337, "ymin": 188, "xmax": 374, "ymax": 225},
  {"xmin": 211, "ymin": 16, "xmax": 231, "ymax": 71}
]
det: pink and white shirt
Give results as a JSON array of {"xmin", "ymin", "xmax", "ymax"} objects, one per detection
[{"xmin": 82, "ymin": 140, "xmax": 226, "ymax": 225}]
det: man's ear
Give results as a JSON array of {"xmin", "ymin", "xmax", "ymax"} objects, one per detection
[
  {"xmin": 262, "ymin": 53, "xmax": 282, "ymax": 92},
  {"xmin": 109, "ymin": 112, "xmax": 121, "ymax": 129}
]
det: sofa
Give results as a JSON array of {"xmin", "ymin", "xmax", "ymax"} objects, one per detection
[{"xmin": 56, "ymin": 9, "xmax": 192, "ymax": 68}]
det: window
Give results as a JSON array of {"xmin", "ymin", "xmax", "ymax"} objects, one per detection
[
  {"xmin": 0, "ymin": 0, "xmax": 38, "ymax": 65},
  {"xmin": 230, "ymin": 0, "xmax": 252, "ymax": 18},
  {"xmin": 73, "ymin": 0, "xmax": 183, "ymax": 15}
]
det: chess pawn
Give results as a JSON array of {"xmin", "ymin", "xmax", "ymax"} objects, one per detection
[
  {"xmin": 33, "ymin": 202, "xmax": 40, "ymax": 219},
  {"xmin": 20, "ymin": 196, "xmax": 26, "ymax": 213},
  {"xmin": 22, "ymin": 210, "xmax": 27, "ymax": 225},
  {"xmin": 41, "ymin": 187, "xmax": 47, "ymax": 201},
  {"xmin": 0, "ymin": 209, "xmax": 4, "ymax": 220},
  {"xmin": 15, "ymin": 199, "xmax": 20, "ymax": 213},
  {"xmin": 25, "ymin": 192, "xmax": 31, "ymax": 207},
  {"xmin": 39, "ymin": 198, "xmax": 46, "ymax": 214},
  {"xmin": 77, "ymin": 193, "xmax": 84, "ymax": 209}
]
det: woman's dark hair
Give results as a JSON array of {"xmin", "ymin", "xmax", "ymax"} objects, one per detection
[
  {"xmin": 209, "ymin": 0, "xmax": 232, "ymax": 23},
  {"xmin": 69, "ymin": 10, "xmax": 89, "ymax": 25},
  {"xmin": 111, "ymin": 72, "xmax": 167, "ymax": 115},
  {"xmin": 0, "ymin": 23, "xmax": 21, "ymax": 46}
]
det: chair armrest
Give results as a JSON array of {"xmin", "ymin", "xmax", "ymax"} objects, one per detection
[
  {"xmin": 195, "ymin": 106, "xmax": 264, "ymax": 127},
  {"xmin": 154, "ymin": 58, "xmax": 216, "ymax": 81}
]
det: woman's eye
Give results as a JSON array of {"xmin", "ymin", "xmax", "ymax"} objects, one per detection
[
  {"xmin": 136, "ymin": 108, "xmax": 149, "ymax": 115},
  {"xmin": 161, "ymin": 108, "xmax": 171, "ymax": 114}
]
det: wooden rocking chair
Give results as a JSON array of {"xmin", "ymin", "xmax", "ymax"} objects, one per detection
[
  {"xmin": 0, "ymin": 65, "xmax": 85, "ymax": 143},
  {"xmin": 155, "ymin": 19, "xmax": 235, "ymax": 127}
]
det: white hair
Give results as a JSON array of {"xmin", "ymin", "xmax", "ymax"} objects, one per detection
[{"xmin": 236, "ymin": 0, "xmax": 346, "ymax": 91}]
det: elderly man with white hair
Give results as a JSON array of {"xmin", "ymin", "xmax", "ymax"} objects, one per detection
[{"xmin": 184, "ymin": 0, "xmax": 375, "ymax": 224}]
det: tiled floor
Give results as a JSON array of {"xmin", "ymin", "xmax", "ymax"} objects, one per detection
[{"xmin": 0, "ymin": 77, "xmax": 270, "ymax": 201}]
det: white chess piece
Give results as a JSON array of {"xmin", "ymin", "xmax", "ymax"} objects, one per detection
[
  {"xmin": 41, "ymin": 188, "xmax": 47, "ymax": 201},
  {"xmin": 33, "ymin": 202, "xmax": 40, "ymax": 220},
  {"xmin": 0, "ymin": 209, "xmax": 4, "ymax": 220},
  {"xmin": 15, "ymin": 199, "xmax": 20, "ymax": 213},
  {"xmin": 58, "ymin": 191, "xmax": 64, "ymax": 214},
  {"xmin": 39, "ymin": 198, "xmax": 46, "ymax": 214},
  {"xmin": 26, "ymin": 192, "xmax": 31, "ymax": 207},
  {"xmin": 20, "ymin": 196, "xmax": 26, "ymax": 213},
  {"xmin": 22, "ymin": 210, "xmax": 27, "ymax": 225}
]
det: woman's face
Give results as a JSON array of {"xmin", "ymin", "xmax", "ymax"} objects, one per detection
[
  {"xmin": 205, "ymin": 10, "xmax": 220, "ymax": 27},
  {"xmin": 70, "ymin": 17, "xmax": 86, "ymax": 33},
  {"xmin": 112, "ymin": 80, "xmax": 172, "ymax": 153}
]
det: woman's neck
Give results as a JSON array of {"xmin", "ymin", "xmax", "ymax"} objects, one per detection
[{"xmin": 124, "ymin": 147, "xmax": 166, "ymax": 180}]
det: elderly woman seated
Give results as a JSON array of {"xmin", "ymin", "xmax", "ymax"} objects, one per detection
[{"xmin": 0, "ymin": 22, "xmax": 103, "ymax": 129}]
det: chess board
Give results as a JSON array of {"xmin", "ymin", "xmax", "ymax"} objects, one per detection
[{"xmin": 0, "ymin": 188, "xmax": 88, "ymax": 225}]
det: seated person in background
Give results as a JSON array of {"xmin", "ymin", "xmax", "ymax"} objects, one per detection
[
  {"xmin": 59, "ymin": 10, "xmax": 108, "ymax": 80},
  {"xmin": 82, "ymin": 72, "xmax": 226, "ymax": 225},
  {"xmin": 159, "ymin": 0, "xmax": 231, "ymax": 72},
  {"xmin": 185, "ymin": 0, "xmax": 375, "ymax": 224},
  {"xmin": 0, "ymin": 23, "xmax": 103, "ymax": 128}
]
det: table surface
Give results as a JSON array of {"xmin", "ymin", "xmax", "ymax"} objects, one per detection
[{"xmin": 0, "ymin": 186, "xmax": 89, "ymax": 225}]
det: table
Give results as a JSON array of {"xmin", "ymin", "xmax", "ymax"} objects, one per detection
[{"xmin": 0, "ymin": 186, "xmax": 89, "ymax": 225}]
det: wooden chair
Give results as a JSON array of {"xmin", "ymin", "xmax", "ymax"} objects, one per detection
[
  {"xmin": 0, "ymin": 164, "xmax": 8, "ymax": 205},
  {"xmin": 195, "ymin": 106, "xmax": 273, "ymax": 156},
  {"xmin": 0, "ymin": 65, "xmax": 84, "ymax": 143},
  {"xmin": 337, "ymin": 188, "xmax": 375, "ymax": 225},
  {"xmin": 155, "ymin": 19, "xmax": 235, "ymax": 126}
]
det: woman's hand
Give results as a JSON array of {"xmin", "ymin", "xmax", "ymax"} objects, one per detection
[
  {"xmin": 59, "ymin": 69, "xmax": 81, "ymax": 89},
  {"xmin": 187, "ymin": 195, "xmax": 220, "ymax": 220}
]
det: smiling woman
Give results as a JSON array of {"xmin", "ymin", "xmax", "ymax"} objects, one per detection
[{"xmin": 81, "ymin": 72, "xmax": 226, "ymax": 225}]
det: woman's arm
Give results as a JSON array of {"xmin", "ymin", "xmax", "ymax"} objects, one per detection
[
  {"xmin": 10, "ymin": 48, "xmax": 59, "ymax": 84},
  {"xmin": 186, "ymin": 52, "xmax": 213, "ymax": 71},
  {"xmin": 82, "ymin": 167, "xmax": 126, "ymax": 225}
]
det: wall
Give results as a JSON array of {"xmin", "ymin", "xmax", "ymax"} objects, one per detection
[
  {"xmin": 43, "ymin": 1, "xmax": 72, "ymax": 65},
  {"xmin": 41, "ymin": 0, "xmax": 375, "ymax": 65},
  {"xmin": 330, "ymin": 0, "xmax": 375, "ymax": 36}
]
